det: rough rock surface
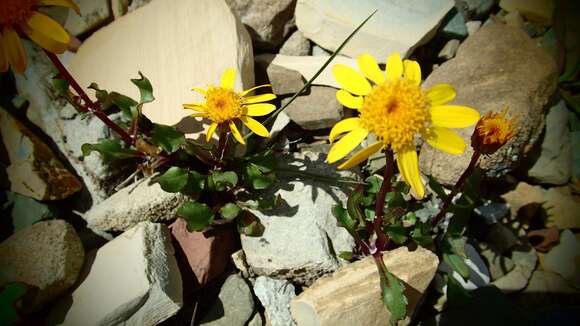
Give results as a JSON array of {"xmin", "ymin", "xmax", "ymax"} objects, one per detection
[
  {"xmin": 290, "ymin": 247, "xmax": 439, "ymax": 326},
  {"xmin": 240, "ymin": 151, "xmax": 357, "ymax": 284},
  {"xmin": 48, "ymin": 222, "xmax": 182, "ymax": 326},
  {"xmin": 254, "ymin": 276, "xmax": 296, "ymax": 326},
  {"xmin": 83, "ymin": 177, "xmax": 189, "ymax": 232},
  {"xmin": 492, "ymin": 244, "xmax": 537, "ymax": 293},
  {"xmin": 420, "ymin": 23, "xmax": 558, "ymax": 185},
  {"xmin": 282, "ymin": 86, "xmax": 342, "ymax": 130},
  {"xmin": 499, "ymin": 0, "xmax": 555, "ymax": 25},
  {"xmin": 543, "ymin": 230, "xmax": 580, "ymax": 285},
  {"xmin": 225, "ymin": 0, "xmax": 296, "ymax": 49},
  {"xmin": 527, "ymin": 100, "xmax": 572, "ymax": 185},
  {"xmin": 198, "ymin": 274, "xmax": 255, "ymax": 326},
  {"xmin": 295, "ymin": 0, "xmax": 454, "ymax": 59},
  {"xmin": 64, "ymin": 0, "xmax": 111, "ymax": 36},
  {"xmin": 255, "ymin": 61, "xmax": 305, "ymax": 95},
  {"xmin": 69, "ymin": 0, "xmax": 254, "ymax": 130},
  {"xmin": 500, "ymin": 182, "xmax": 544, "ymax": 220},
  {"xmin": 0, "ymin": 220, "xmax": 84, "ymax": 310},
  {"xmin": 0, "ymin": 108, "xmax": 82, "ymax": 201},
  {"xmin": 279, "ymin": 30, "xmax": 311, "ymax": 56},
  {"xmin": 544, "ymin": 186, "xmax": 580, "ymax": 230}
]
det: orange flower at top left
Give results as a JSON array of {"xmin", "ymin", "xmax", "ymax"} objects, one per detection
[{"xmin": 0, "ymin": 0, "xmax": 79, "ymax": 73}]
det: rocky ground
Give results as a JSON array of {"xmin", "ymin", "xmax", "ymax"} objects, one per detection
[{"xmin": 1, "ymin": 0, "xmax": 579, "ymax": 325}]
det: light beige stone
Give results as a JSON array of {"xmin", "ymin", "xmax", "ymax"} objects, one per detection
[
  {"xmin": 544, "ymin": 186, "xmax": 580, "ymax": 230},
  {"xmin": 0, "ymin": 108, "xmax": 82, "ymax": 201},
  {"xmin": 69, "ymin": 0, "xmax": 254, "ymax": 133},
  {"xmin": 499, "ymin": 0, "xmax": 555, "ymax": 25},
  {"xmin": 500, "ymin": 182, "xmax": 544, "ymax": 219},
  {"xmin": 290, "ymin": 246, "xmax": 438, "ymax": 326},
  {"xmin": 0, "ymin": 220, "xmax": 84, "ymax": 310}
]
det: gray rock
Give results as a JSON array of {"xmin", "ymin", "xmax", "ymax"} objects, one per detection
[
  {"xmin": 474, "ymin": 201, "xmax": 510, "ymax": 224},
  {"xmin": 83, "ymin": 176, "xmax": 189, "ymax": 232},
  {"xmin": 312, "ymin": 45, "xmax": 331, "ymax": 56},
  {"xmin": 225, "ymin": 0, "xmax": 296, "ymax": 49},
  {"xmin": 485, "ymin": 223, "xmax": 520, "ymax": 254},
  {"xmin": 492, "ymin": 243, "xmax": 537, "ymax": 293},
  {"xmin": 48, "ymin": 222, "xmax": 182, "ymax": 326},
  {"xmin": 282, "ymin": 86, "xmax": 342, "ymax": 130},
  {"xmin": 420, "ymin": 23, "xmax": 558, "ymax": 186},
  {"xmin": 241, "ymin": 151, "xmax": 357, "ymax": 284},
  {"xmin": 456, "ymin": 0, "xmax": 496, "ymax": 19},
  {"xmin": 438, "ymin": 39, "xmax": 461, "ymax": 60},
  {"xmin": 441, "ymin": 11, "xmax": 468, "ymax": 38},
  {"xmin": 254, "ymin": 276, "xmax": 296, "ymax": 326},
  {"xmin": 247, "ymin": 312, "xmax": 264, "ymax": 326},
  {"xmin": 516, "ymin": 270, "xmax": 579, "ymax": 310},
  {"xmin": 0, "ymin": 220, "xmax": 84, "ymax": 310},
  {"xmin": 111, "ymin": 0, "xmax": 153, "ymax": 18},
  {"xmin": 543, "ymin": 230, "xmax": 580, "ymax": 286},
  {"xmin": 527, "ymin": 100, "xmax": 572, "ymax": 185},
  {"xmin": 279, "ymin": 30, "xmax": 311, "ymax": 56},
  {"xmin": 199, "ymin": 274, "xmax": 255, "ymax": 326},
  {"xmin": 465, "ymin": 20, "xmax": 482, "ymax": 35},
  {"xmin": 478, "ymin": 245, "xmax": 515, "ymax": 281},
  {"xmin": 256, "ymin": 59, "xmax": 305, "ymax": 95},
  {"xmin": 64, "ymin": 0, "xmax": 111, "ymax": 36}
]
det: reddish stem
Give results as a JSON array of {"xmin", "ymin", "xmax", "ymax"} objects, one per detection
[
  {"xmin": 44, "ymin": 50, "xmax": 134, "ymax": 145},
  {"xmin": 374, "ymin": 149, "xmax": 394, "ymax": 250}
]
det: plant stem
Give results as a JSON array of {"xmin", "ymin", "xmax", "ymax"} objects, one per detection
[
  {"xmin": 44, "ymin": 50, "xmax": 134, "ymax": 145},
  {"xmin": 215, "ymin": 125, "xmax": 228, "ymax": 165},
  {"xmin": 374, "ymin": 149, "xmax": 394, "ymax": 250},
  {"xmin": 431, "ymin": 150, "xmax": 481, "ymax": 227}
]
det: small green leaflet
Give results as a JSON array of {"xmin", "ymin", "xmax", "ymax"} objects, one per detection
[
  {"xmin": 150, "ymin": 124, "xmax": 185, "ymax": 154},
  {"xmin": 157, "ymin": 167, "xmax": 189, "ymax": 193},
  {"xmin": 220, "ymin": 203, "xmax": 241, "ymax": 220},
  {"xmin": 378, "ymin": 265, "xmax": 408, "ymax": 325},
  {"xmin": 81, "ymin": 139, "xmax": 140, "ymax": 162},
  {"xmin": 332, "ymin": 204, "xmax": 356, "ymax": 236},
  {"xmin": 177, "ymin": 202, "xmax": 214, "ymax": 232},
  {"xmin": 130, "ymin": 72, "xmax": 155, "ymax": 104}
]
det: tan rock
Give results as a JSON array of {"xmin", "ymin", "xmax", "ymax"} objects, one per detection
[
  {"xmin": 544, "ymin": 186, "xmax": 580, "ymax": 231},
  {"xmin": 500, "ymin": 182, "xmax": 544, "ymax": 220},
  {"xmin": 290, "ymin": 246, "xmax": 438, "ymax": 326},
  {"xmin": 69, "ymin": 0, "xmax": 254, "ymax": 132},
  {"xmin": 499, "ymin": 0, "xmax": 555, "ymax": 25},
  {"xmin": 0, "ymin": 108, "xmax": 82, "ymax": 201},
  {"xmin": 0, "ymin": 220, "xmax": 84, "ymax": 310},
  {"xmin": 282, "ymin": 86, "xmax": 343, "ymax": 130}
]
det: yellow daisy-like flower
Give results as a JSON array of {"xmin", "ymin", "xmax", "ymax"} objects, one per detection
[
  {"xmin": 328, "ymin": 53, "xmax": 480, "ymax": 199},
  {"xmin": 0, "ymin": 0, "xmax": 79, "ymax": 73},
  {"xmin": 183, "ymin": 68, "xmax": 277, "ymax": 145}
]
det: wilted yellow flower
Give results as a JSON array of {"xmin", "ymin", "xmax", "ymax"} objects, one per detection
[
  {"xmin": 0, "ymin": 0, "xmax": 79, "ymax": 73},
  {"xmin": 328, "ymin": 53, "xmax": 480, "ymax": 198},
  {"xmin": 471, "ymin": 107, "xmax": 516, "ymax": 154},
  {"xmin": 183, "ymin": 68, "xmax": 276, "ymax": 145}
]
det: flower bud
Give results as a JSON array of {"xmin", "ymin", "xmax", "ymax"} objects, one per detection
[{"xmin": 471, "ymin": 107, "xmax": 516, "ymax": 155}]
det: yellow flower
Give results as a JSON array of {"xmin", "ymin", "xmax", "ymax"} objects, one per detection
[
  {"xmin": 328, "ymin": 53, "xmax": 480, "ymax": 198},
  {"xmin": 471, "ymin": 107, "xmax": 516, "ymax": 155},
  {"xmin": 183, "ymin": 68, "xmax": 276, "ymax": 145},
  {"xmin": 0, "ymin": 0, "xmax": 79, "ymax": 73}
]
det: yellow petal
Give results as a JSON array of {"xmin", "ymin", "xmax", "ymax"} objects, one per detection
[
  {"xmin": 0, "ymin": 33, "xmax": 8, "ymax": 72},
  {"xmin": 2, "ymin": 28, "xmax": 27, "ymax": 73},
  {"xmin": 430, "ymin": 105, "xmax": 480, "ymax": 128},
  {"xmin": 338, "ymin": 142, "xmax": 383, "ymax": 170},
  {"xmin": 206, "ymin": 123, "xmax": 218, "ymax": 142},
  {"xmin": 241, "ymin": 116, "xmax": 269, "ymax": 137},
  {"xmin": 327, "ymin": 127, "xmax": 368, "ymax": 163},
  {"xmin": 220, "ymin": 68, "xmax": 236, "ymax": 89},
  {"xmin": 425, "ymin": 127, "xmax": 466, "ymax": 155},
  {"xmin": 329, "ymin": 117, "xmax": 360, "ymax": 143},
  {"xmin": 229, "ymin": 121, "xmax": 245, "ymax": 145},
  {"xmin": 336, "ymin": 89, "xmax": 363, "ymax": 109},
  {"xmin": 357, "ymin": 54, "xmax": 385, "ymax": 85},
  {"xmin": 23, "ymin": 12, "xmax": 70, "ymax": 54},
  {"xmin": 183, "ymin": 103, "xmax": 207, "ymax": 112},
  {"xmin": 396, "ymin": 148, "xmax": 424, "ymax": 199},
  {"xmin": 245, "ymin": 103, "xmax": 276, "ymax": 116},
  {"xmin": 426, "ymin": 84, "xmax": 456, "ymax": 106},
  {"xmin": 41, "ymin": 0, "xmax": 80, "ymax": 14},
  {"xmin": 403, "ymin": 59, "xmax": 421, "ymax": 85},
  {"xmin": 386, "ymin": 52, "xmax": 403, "ymax": 81},
  {"xmin": 190, "ymin": 113, "xmax": 207, "ymax": 118},
  {"xmin": 332, "ymin": 64, "xmax": 372, "ymax": 96},
  {"xmin": 244, "ymin": 93, "xmax": 276, "ymax": 104},
  {"xmin": 191, "ymin": 87, "xmax": 206, "ymax": 95},
  {"xmin": 240, "ymin": 84, "xmax": 272, "ymax": 97}
]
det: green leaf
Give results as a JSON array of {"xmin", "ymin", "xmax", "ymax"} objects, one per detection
[
  {"xmin": 109, "ymin": 92, "xmax": 139, "ymax": 120},
  {"xmin": 411, "ymin": 222, "xmax": 433, "ymax": 246},
  {"xmin": 402, "ymin": 212, "xmax": 417, "ymax": 226},
  {"xmin": 365, "ymin": 175, "xmax": 382, "ymax": 194},
  {"xmin": 237, "ymin": 211, "xmax": 265, "ymax": 236},
  {"xmin": 379, "ymin": 268, "xmax": 408, "ymax": 325},
  {"xmin": 428, "ymin": 175, "xmax": 448, "ymax": 200},
  {"xmin": 131, "ymin": 71, "xmax": 155, "ymax": 103},
  {"xmin": 443, "ymin": 253, "xmax": 470, "ymax": 281},
  {"xmin": 384, "ymin": 222, "xmax": 407, "ymax": 245},
  {"xmin": 150, "ymin": 124, "xmax": 185, "ymax": 153},
  {"xmin": 338, "ymin": 251, "xmax": 353, "ymax": 260},
  {"xmin": 247, "ymin": 150, "xmax": 276, "ymax": 173},
  {"xmin": 347, "ymin": 189, "xmax": 366, "ymax": 226},
  {"xmin": 81, "ymin": 139, "xmax": 140, "ymax": 162},
  {"xmin": 332, "ymin": 204, "xmax": 357, "ymax": 235},
  {"xmin": 247, "ymin": 195, "xmax": 284, "ymax": 210},
  {"xmin": 245, "ymin": 164, "xmax": 275, "ymax": 190},
  {"xmin": 0, "ymin": 283, "xmax": 27, "ymax": 325},
  {"xmin": 220, "ymin": 203, "xmax": 241, "ymax": 220},
  {"xmin": 157, "ymin": 167, "xmax": 189, "ymax": 193},
  {"xmin": 210, "ymin": 171, "xmax": 238, "ymax": 191},
  {"xmin": 364, "ymin": 208, "xmax": 375, "ymax": 221},
  {"xmin": 444, "ymin": 272, "xmax": 472, "ymax": 308},
  {"xmin": 448, "ymin": 236, "xmax": 467, "ymax": 258},
  {"xmin": 385, "ymin": 191, "xmax": 406, "ymax": 208},
  {"xmin": 52, "ymin": 78, "xmax": 69, "ymax": 96},
  {"xmin": 184, "ymin": 170, "xmax": 205, "ymax": 194},
  {"xmin": 392, "ymin": 181, "xmax": 410, "ymax": 194},
  {"xmin": 177, "ymin": 202, "xmax": 214, "ymax": 232},
  {"xmin": 88, "ymin": 82, "xmax": 109, "ymax": 105}
]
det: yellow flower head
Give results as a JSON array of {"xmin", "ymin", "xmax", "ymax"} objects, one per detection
[
  {"xmin": 0, "ymin": 0, "xmax": 79, "ymax": 73},
  {"xmin": 471, "ymin": 107, "xmax": 516, "ymax": 155},
  {"xmin": 183, "ymin": 68, "xmax": 277, "ymax": 145},
  {"xmin": 328, "ymin": 53, "xmax": 481, "ymax": 199}
]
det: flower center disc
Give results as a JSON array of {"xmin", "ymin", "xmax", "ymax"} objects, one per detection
[
  {"xmin": 0, "ymin": 0, "xmax": 37, "ymax": 26},
  {"xmin": 205, "ymin": 87, "xmax": 243, "ymax": 124},
  {"xmin": 359, "ymin": 79, "xmax": 429, "ymax": 151}
]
